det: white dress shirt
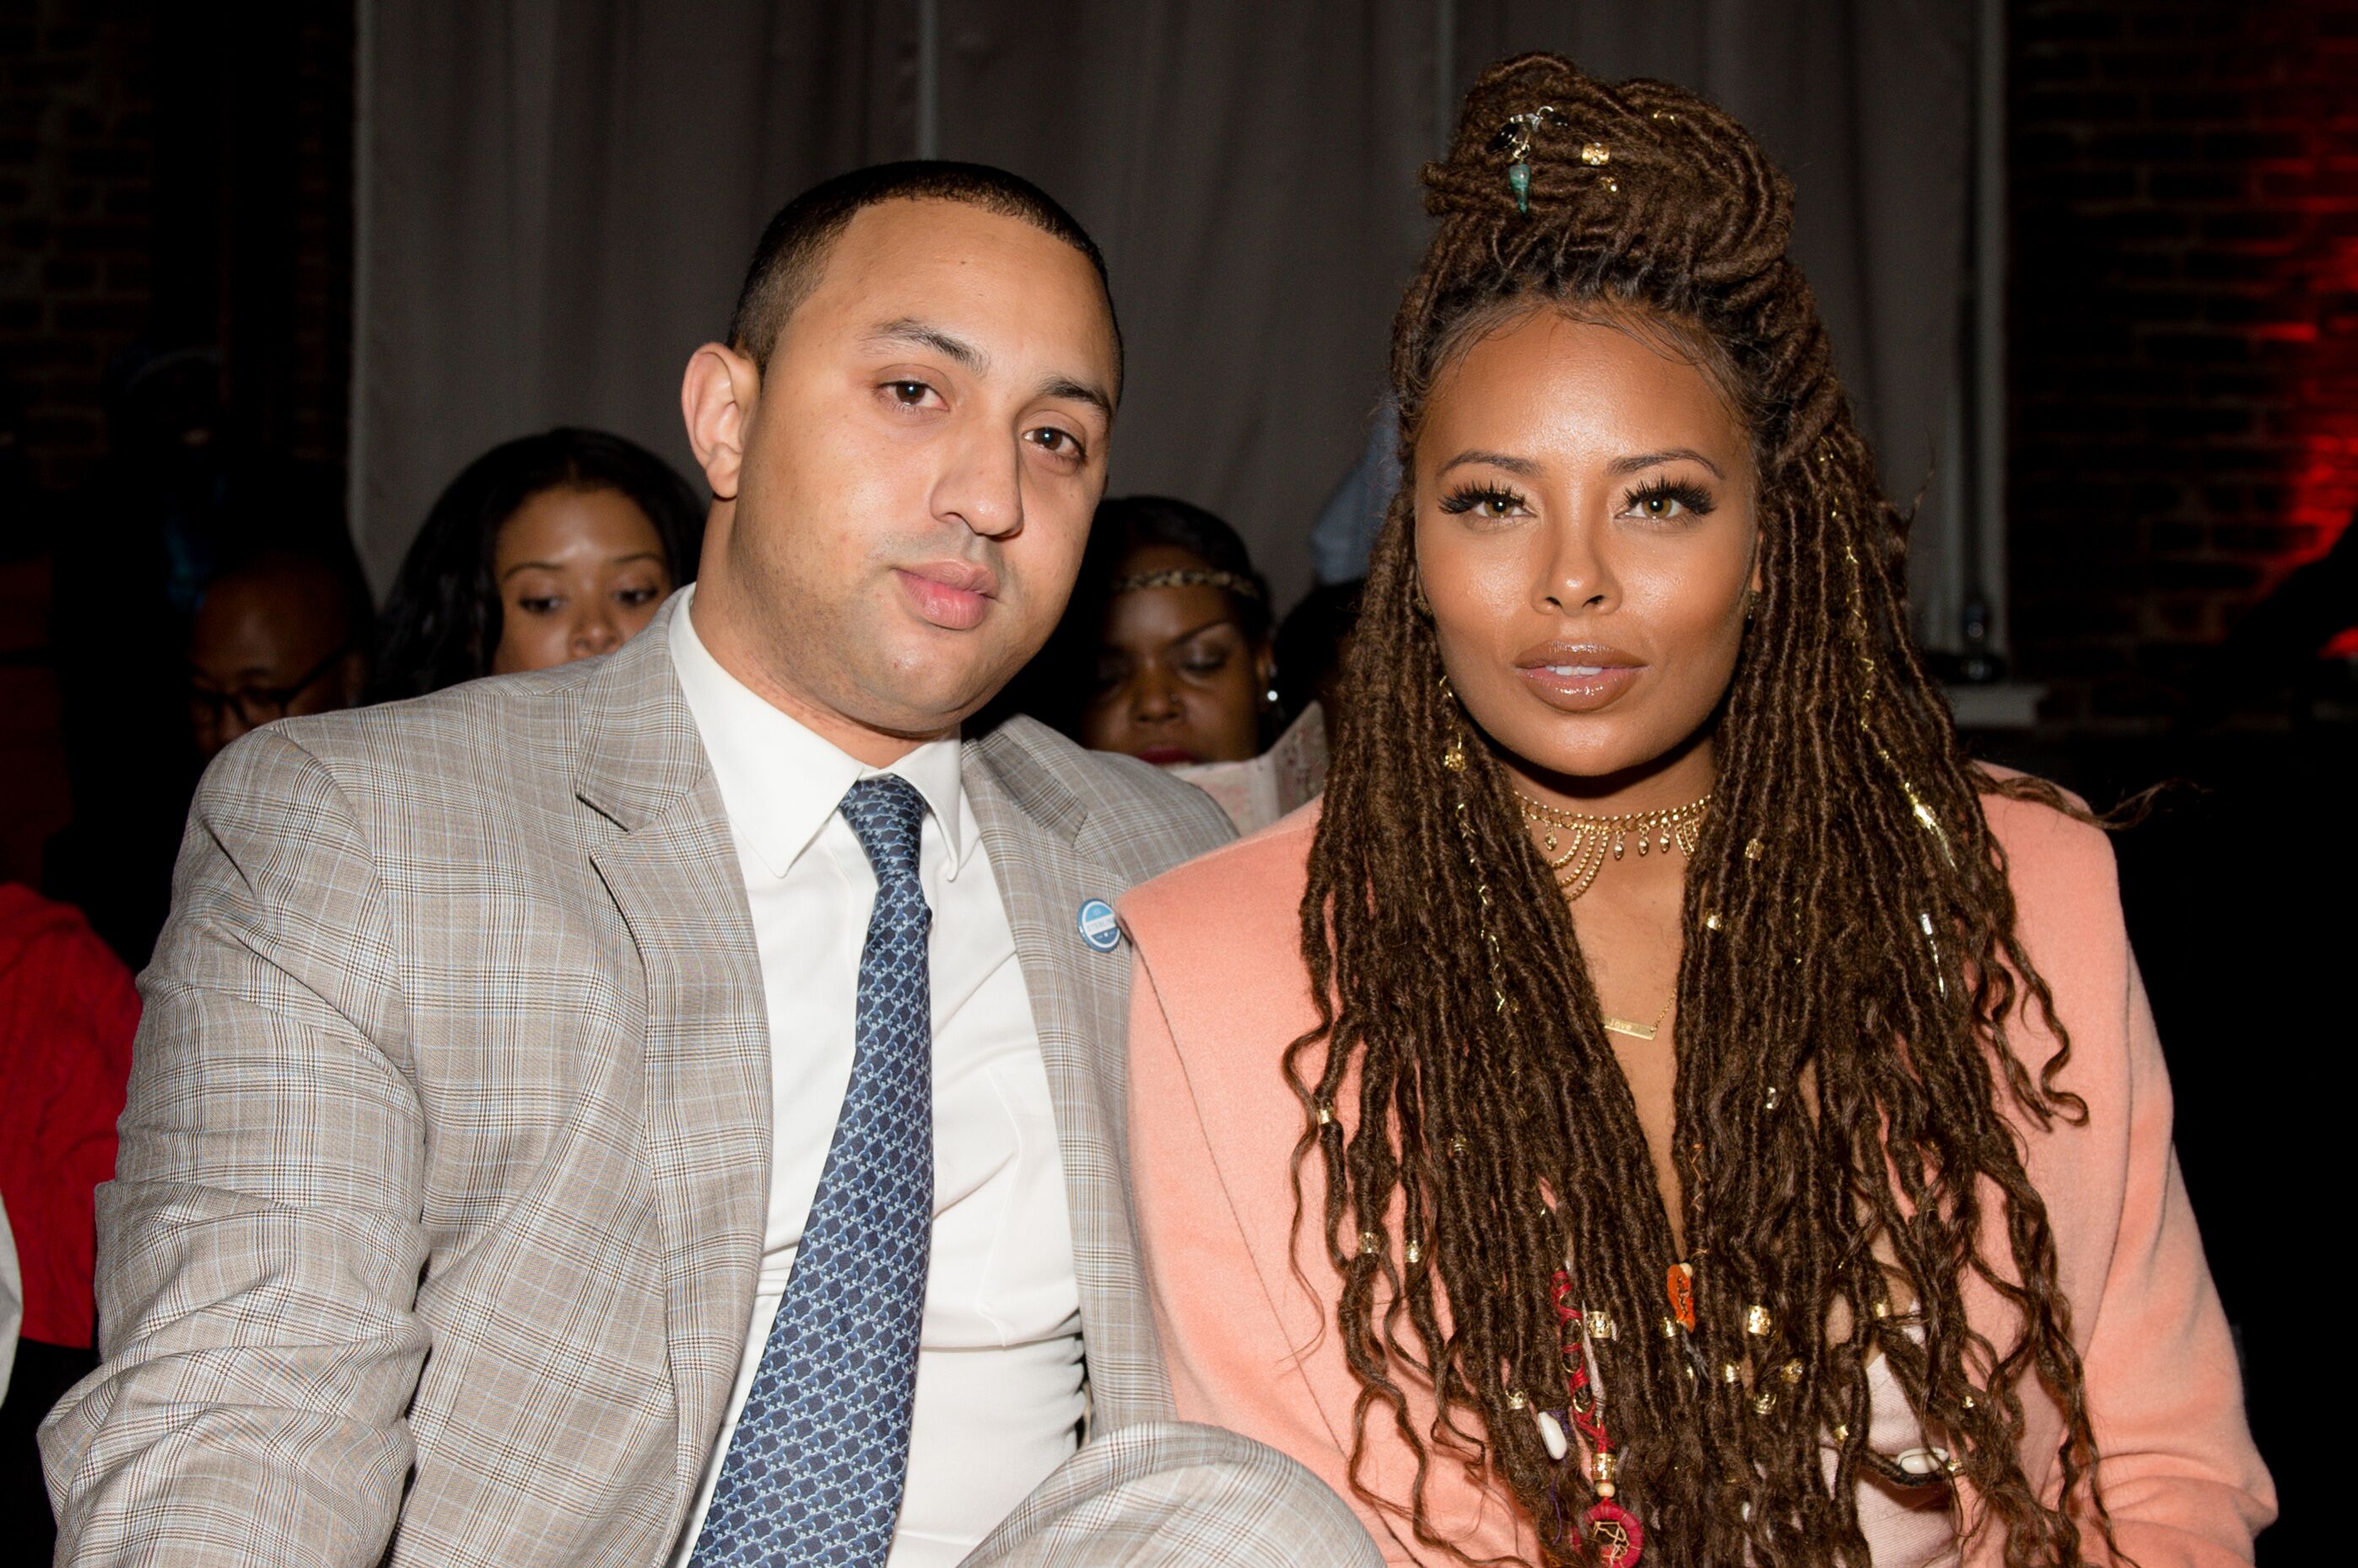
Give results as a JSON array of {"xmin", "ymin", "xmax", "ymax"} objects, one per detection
[{"xmin": 667, "ymin": 591, "xmax": 1085, "ymax": 1568}]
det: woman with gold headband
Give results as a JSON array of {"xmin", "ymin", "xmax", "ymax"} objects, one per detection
[{"xmin": 1119, "ymin": 54, "xmax": 2270, "ymax": 1568}]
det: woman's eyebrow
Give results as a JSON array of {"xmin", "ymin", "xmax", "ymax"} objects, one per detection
[
  {"xmin": 1158, "ymin": 617, "xmax": 1239, "ymax": 652},
  {"xmin": 1606, "ymin": 446, "xmax": 1725, "ymax": 479},
  {"xmin": 1437, "ymin": 448, "xmax": 1540, "ymax": 478}
]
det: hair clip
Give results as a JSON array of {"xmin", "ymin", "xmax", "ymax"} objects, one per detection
[{"xmin": 1488, "ymin": 106, "xmax": 1570, "ymax": 213}]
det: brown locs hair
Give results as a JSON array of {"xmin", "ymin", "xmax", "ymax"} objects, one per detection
[{"xmin": 1288, "ymin": 55, "xmax": 2117, "ymax": 1568}]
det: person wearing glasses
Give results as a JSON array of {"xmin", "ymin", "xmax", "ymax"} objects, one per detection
[{"xmin": 184, "ymin": 541, "xmax": 374, "ymax": 761}]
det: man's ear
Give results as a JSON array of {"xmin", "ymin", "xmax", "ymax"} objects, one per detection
[{"xmin": 683, "ymin": 343, "xmax": 761, "ymax": 501}]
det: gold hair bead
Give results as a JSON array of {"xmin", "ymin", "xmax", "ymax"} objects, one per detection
[
  {"xmin": 1745, "ymin": 1305, "xmax": 1773, "ymax": 1337},
  {"xmin": 1871, "ymin": 1298, "xmax": 1891, "ymax": 1320},
  {"xmin": 1586, "ymin": 1310, "xmax": 1617, "ymax": 1342},
  {"xmin": 1659, "ymin": 1317, "xmax": 1679, "ymax": 1339},
  {"xmin": 1763, "ymin": 1085, "xmax": 1780, "ymax": 1110},
  {"xmin": 1602, "ymin": 177, "xmax": 1620, "ymax": 193},
  {"xmin": 1405, "ymin": 1239, "xmax": 1422, "ymax": 1264},
  {"xmin": 1314, "ymin": 1102, "xmax": 1333, "ymax": 1126},
  {"xmin": 1506, "ymin": 1388, "xmax": 1529, "ymax": 1411},
  {"xmin": 1449, "ymin": 1134, "xmax": 1470, "ymax": 1157},
  {"xmin": 1580, "ymin": 143, "xmax": 1611, "ymax": 165},
  {"xmin": 1721, "ymin": 1362, "xmax": 1740, "ymax": 1384},
  {"xmin": 1703, "ymin": 911, "xmax": 1723, "ymax": 931},
  {"xmin": 1358, "ymin": 1231, "xmax": 1383, "ymax": 1254},
  {"xmin": 1961, "ymin": 1393, "xmax": 1976, "ymax": 1409},
  {"xmin": 1781, "ymin": 1359, "xmax": 1805, "ymax": 1384},
  {"xmin": 1745, "ymin": 837, "xmax": 1766, "ymax": 860},
  {"xmin": 1443, "ymin": 739, "xmax": 1467, "ymax": 773},
  {"xmin": 1832, "ymin": 1421, "xmax": 1850, "ymax": 1442},
  {"xmin": 1752, "ymin": 1390, "xmax": 1776, "ymax": 1415}
]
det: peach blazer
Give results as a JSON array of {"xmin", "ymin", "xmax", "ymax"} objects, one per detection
[{"xmin": 1120, "ymin": 794, "xmax": 2274, "ymax": 1565}]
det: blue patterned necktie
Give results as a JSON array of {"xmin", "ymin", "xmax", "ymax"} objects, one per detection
[{"xmin": 692, "ymin": 773, "xmax": 935, "ymax": 1567}]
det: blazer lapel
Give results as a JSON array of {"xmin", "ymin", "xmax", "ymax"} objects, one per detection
[
  {"xmin": 574, "ymin": 602, "xmax": 772, "ymax": 1504},
  {"xmin": 963, "ymin": 727, "xmax": 1175, "ymax": 1431}
]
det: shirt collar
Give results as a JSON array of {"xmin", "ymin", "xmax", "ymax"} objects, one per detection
[{"xmin": 670, "ymin": 585, "xmax": 967, "ymax": 880}]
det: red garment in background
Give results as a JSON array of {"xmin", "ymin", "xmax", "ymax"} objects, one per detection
[{"xmin": 0, "ymin": 884, "xmax": 138, "ymax": 1349}]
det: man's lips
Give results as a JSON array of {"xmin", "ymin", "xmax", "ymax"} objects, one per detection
[
  {"xmin": 1514, "ymin": 642, "xmax": 1646, "ymax": 714},
  {"xmin": 895, "ymin": 563, "xmax": 999, "ymax": 631},
  {"xmin": 1135, "ymin": 745, "xmax": 1201, "ymax": 767}
]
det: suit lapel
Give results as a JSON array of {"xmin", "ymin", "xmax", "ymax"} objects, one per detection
[
  {"xmin": 963, "ymin": 726, "xmax": 1174, "ymax": 1431},
  {"xmin": 574, "ymin": 601, "xmax": 772, "ymax": 1504}
]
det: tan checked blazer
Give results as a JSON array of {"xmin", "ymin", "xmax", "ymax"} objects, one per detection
[{"xmin": 43, "ymin": 598, "xmax": 1378, "ymax": 1567}]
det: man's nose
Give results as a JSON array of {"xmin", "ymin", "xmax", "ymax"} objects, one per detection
[{"xmin": 936, "ymin": 426, "xmax": 1024, "ymax": 539}]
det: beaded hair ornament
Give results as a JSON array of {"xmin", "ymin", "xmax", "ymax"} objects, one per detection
[{"xmin": 1106, "ymin": 567, "xmax": 1265, "ymax": 601}]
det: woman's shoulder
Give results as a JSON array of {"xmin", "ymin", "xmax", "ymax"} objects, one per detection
[
  {"xmin": 1119, "ymin": 799, "xmax": 1324, "ymax": 1021},
  {"xmin": 1972, "ymin": 767, "xmax": 2123, "ymax": 944},
  {"xmin": 1120, "ymin": 797, "xmax": 1321, "ymax": 938}
]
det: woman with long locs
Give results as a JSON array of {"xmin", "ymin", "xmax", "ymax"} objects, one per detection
[{"xmin": 1120, "ymin": 55, "xmax": 2272, "ymax": 1568}]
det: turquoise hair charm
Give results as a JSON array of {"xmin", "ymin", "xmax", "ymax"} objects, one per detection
[{"xmin": 1489, "ymin": 106, "xmax": 1568, "ymax": 217}]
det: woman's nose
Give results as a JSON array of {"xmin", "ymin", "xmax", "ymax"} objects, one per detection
[
  {"xmin": 572, "ymin": 612, "xmax": 623, "ymax": 656},
  {"xmin": 1131, "ymin": 666, "xmax": 1183, "ymax": 722}
]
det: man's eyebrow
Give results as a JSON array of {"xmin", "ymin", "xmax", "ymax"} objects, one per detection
[
  {"xmin": 1438, "ymin": 449, "xmax": 1541, "ymax": 477},
  {"xmin": 866, "ymin": 318, "xmax": 1113, "ymax": 420},
  {"xmin": 864, "ymin": 317, "xmax": 986, "ymax": 371},
  {"xmin": 1607, "ymin": 446, "xmax": 1725, "ymax": 480},
  {"xmin": 1039, "ymin": 374, "xmax": 1114, "ymax": 422}
]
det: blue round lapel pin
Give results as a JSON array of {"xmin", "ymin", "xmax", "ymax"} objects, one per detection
[{"xmin": 1076, "ymin": 898, "xmax": 1121, "ymax": 954}]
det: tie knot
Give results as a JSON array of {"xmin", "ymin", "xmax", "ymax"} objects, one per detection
[{"xmin": 839, "ymin": 773, "xmax": 929, "ymax": 893}]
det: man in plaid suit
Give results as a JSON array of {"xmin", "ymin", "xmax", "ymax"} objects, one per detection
[{"xmin": 42, "ymin": 163, "xmax": 1377, "ymax": 1568}]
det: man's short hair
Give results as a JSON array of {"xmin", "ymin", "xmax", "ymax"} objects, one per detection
[{"xmin": 727, "ymin": 160, "xmax": 1121, "ymax": 389}]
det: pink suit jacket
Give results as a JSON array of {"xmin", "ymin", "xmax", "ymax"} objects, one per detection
[{"xmin": 1121, "ymin": 793, "xmax": 2274, "ymax": 1565}]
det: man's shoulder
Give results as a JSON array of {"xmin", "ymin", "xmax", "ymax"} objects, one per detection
[
  {"xmin": 270, "ymin": 655, "xmax": 594, "ymax": 773},
  {"xmin": 216, "ymin": 660, "xmax": 602, "ymax": 818},
  {"xmin": 971, "ymin": 716, "xmax": 1235, "ymax": 882}
]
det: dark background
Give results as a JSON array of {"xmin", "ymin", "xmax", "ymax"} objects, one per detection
[{"xmin": 3, "ymin": 0, "xmax": 2348, "ymax": 1558}]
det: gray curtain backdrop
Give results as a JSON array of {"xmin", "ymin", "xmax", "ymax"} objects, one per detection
[{"xmin": 354, "ymin": 0, "xmax": 1974, "ymax": 634}]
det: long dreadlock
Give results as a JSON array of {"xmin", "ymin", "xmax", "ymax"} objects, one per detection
[{"xmin": 1287, "ymin": 53, "xmax": 2114, "ymax": 1568}]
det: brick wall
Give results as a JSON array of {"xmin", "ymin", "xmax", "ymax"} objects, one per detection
[
  {"xmin": 2010, "ymin": 0, "xmax": 2358, "ymax": 719},
  {"xmin": 0, "ymin": 2, "xmax": 351, "ymax": 504},
  {"xmin": 0, "ymin": 2, "xmax": 154, "ymax": 498}
]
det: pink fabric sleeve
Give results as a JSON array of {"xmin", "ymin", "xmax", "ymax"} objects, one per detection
[
  {"xmin": 1124, "ymin": 948, "xmax": 1411, "ymax": 1563},
  {"xmin": 2059, "ymin": 951, "xmax": 2275, "ymax": 1564}
]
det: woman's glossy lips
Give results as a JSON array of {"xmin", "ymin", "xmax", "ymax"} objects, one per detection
[
  {"xmin": 1514, "ymin": 643, "xmax": 1645, "ymax": 714},
  {"xmin": 1134, "ymin": 744, "xmax": 1201, "ymax": 767},
  {"xmin": 895, "ymin": 563, "xmax": 999, "ymax": 631}
]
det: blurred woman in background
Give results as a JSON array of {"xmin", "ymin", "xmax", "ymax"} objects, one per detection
[
  {"xmin": 1068, "ymin": 494, "xmax": 1277, "ymax": 768},
  {"xmin": 371, "ymin": 427, "xmax": 704, "ymax": 699},
  {"xmin": 1017, "ymin": 494, "xmax": 1328, "ymax": 832}
]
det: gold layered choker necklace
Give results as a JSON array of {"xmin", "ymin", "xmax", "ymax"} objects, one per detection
[{"xmin": 1513, "ymin": 788, "xmax": 1710, "ymax": 901}]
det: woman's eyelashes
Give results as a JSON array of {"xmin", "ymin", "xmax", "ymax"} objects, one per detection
[
  {"xmin": 1621, "ymin": 476, "xmax": 1717, "ymax": 521},
  {"xmin": 1438, "ymin": 482, "xmax": 1529, "ymax": 520},
  {"xmin": 1436, "ymin": 475, "xmax": 1717, "ymax": 523}
]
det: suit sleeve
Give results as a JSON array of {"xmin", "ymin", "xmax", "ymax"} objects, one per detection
[
  {"xmin": 2059, "ymin": 943, "xmax": 2275, "ymax": 1564},
  {"xmin": 40, "ymin": 730, "xmax": 431, "ymax": 1567}
]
